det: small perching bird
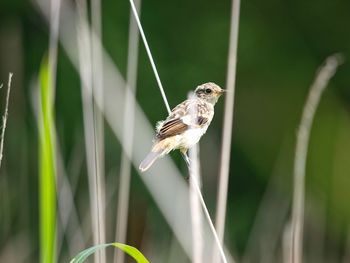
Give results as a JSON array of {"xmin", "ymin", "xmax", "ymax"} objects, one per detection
[{"xmin": 139, "ymin": 82, "xmax": 225, "ymax": 172}]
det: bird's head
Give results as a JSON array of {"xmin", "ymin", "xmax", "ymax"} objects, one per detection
[{"xmin": 194, "ymin": 82, "xmax": 225, "ymax": 104}]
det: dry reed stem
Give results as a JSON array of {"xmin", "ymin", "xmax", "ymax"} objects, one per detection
[
  {"xmin": 188, "ymin": 168, "xmax": 228, "ymax": 263},
  {"xmin": 114, "ymin": 0, "xmax": 141, "ymax": 262},
  {"xmin": 128, "ymin": 0, "xmax": 171, "ymax": 114},
  {"xmin": 188, "ymin": 96, "xmax": 203, "ymax": 263},
  {"xmin": 48, "ymin": 0, "xmax": 60, "ymax": 98},
  {"xmin": 90, "ymin": 0, "xmax": 106, "ymax": 261},
  {"xmin": 290, "ymin": 54, "xmax": 343, "ymax": 263},
  {"xmin": 76, "ymin": 2, "xmax": 106, "ymax": 262},
  {"xmin": 189, "ymin": 154, "xmax": 203, "ymax": 263},
  {"xmin": 0, "ymin": 73, "xmax": 13, "ymax": 169},
  {"xmin": 48, "ymin": 1, "xmax": 60, "ymax": 260},
  {"xmin": 91, "ymin": 0, "xmax": 106, "ymax": 216},
  {"xmin": 213, "ymin": 0, "xmax": 240, "ymax": 261}
]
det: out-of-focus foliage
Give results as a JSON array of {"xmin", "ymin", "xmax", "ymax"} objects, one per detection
[{"xmin": 0, "ymin": 0, "xmax": 350, "ymax": 262}]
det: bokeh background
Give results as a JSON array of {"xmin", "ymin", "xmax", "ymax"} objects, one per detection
[{"xmin": 1, "ymin": 0, "xmax": 350, "ymax": 262}]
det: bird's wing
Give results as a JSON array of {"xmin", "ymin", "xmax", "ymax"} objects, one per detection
[
  {"xmin": 156, "ymin": 118, "xmax": 189, "ymax": 139},
  {"xmin": 156, "ymin": 100, "xmax": 210, "ymax": 140}
]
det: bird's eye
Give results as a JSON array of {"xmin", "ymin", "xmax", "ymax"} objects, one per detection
[{"xmin": 205, "ymin": 88, "xmax": 212, "ymax": 94}]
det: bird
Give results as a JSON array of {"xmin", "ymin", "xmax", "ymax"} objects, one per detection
[{"xmin": 139, "ymin": 82, "xmax": 225, "ymax": 172}]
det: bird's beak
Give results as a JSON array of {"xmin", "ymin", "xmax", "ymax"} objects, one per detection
[{"xmin": 219, "ymin": 89, "xmax": 226, "ymax": 95}]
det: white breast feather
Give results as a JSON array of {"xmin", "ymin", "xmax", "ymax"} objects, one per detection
[{"xmin": 173, "ymin": 125, "xmax": 208, "ymax": 149}]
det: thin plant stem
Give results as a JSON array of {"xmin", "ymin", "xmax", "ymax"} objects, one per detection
[
  {"xmin": 188, "ymin": 93, "xmax": 203, "ymax": 263},
  {"xmin": 189, "ymin": 144, "xmax": 203, "ymax": 263},
  {"xmin": 0, "ymin": 73, "xmax": 13, "ymax": 169},
  {"xmin": 213, "ymin": 0, "xmax": 240, "ymax": 261},
  {"xmin": 188, "ymin": 161, "xmax": 228, "ymax": 263},
  {"xmin": 283, "ymin": 222, "xmax": 292, "ymax": 263},
  {"xmin": 48, "ymin": 0, "xmax": 60, "ymax": 98},
  {"xmin": 91, "ymin": 0, "xmax": 105, "ymax": 207},
  {"xmin": 91, "ymin": 0, "xmax": 106, "ymax": 261},
  {"xmin": 290, "ymin": 54, "xmax": 343, "ymax": 263},
  {"xmin": 114, "ymin": 0, "xmax": 141, "ymax": 262},
  {"xmin": 76, "ymin": 2, "xmax": 106, "ymax": 263},
  {"xmin": 128, "ymin": 0, "xmax": 171, "ymax": 114},
  {"xmin": 48, "ymin": 0, "xmax": 60, "ymax": 261}
]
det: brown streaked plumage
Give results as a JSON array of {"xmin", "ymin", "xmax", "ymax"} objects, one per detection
[{"xmin": 139, "ymin": 82, "xmax": 225, "ymax": 172}]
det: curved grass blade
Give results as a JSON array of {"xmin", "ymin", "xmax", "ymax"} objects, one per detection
[
  {"xmin": 39, "ymin": 55, "xmax": 56, "ymax": 263},
  {"xmin": 70, "ymin": 243, "xmax": 150, "ymax": 263}
]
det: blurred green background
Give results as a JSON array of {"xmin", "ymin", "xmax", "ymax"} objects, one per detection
[{"xmin": 0, "ymin": 0, "xmax": 350, "ymax": 262}]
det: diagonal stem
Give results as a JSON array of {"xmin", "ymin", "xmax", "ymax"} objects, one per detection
[{"xmin": 128, "ymin": 0, "xmax": 171, "ymax": 114}]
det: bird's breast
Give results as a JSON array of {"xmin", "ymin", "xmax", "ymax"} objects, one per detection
[{"xmin": 175, "ymin": 126, "xmax": 209, "ymax": 149}]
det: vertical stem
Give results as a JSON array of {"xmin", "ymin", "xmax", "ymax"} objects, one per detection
[
  {"xmin": 39, "ymin": 58, "xmax": 56, "ymax": 263},
  {"xmin": 290, "ymin": 54, "xmax": 343, "ymax": 263},
  {"xmin": 189, "ymin": 144, "xmax": 203, "ymax": 263},
  {"xmin": 188, "ymin": 165, "xmax": 228, "ymax": 263},
  {"xmin": 48, "ymin": 0, "xmax": 60, "ymax": 99},
  {"xmin": 39, "ymin": 0, "xmax": 60, "ymax": 259},
  {"xmin": 76, "ymin": 2, "xmax": 105, "ymax": 262},
  {"xmin": 48, "ymin": 0, "xmax": 60, "ymax": 260},
  {"xmin": 91, "ymin": 0, "xmax": 106, "ymax": 261},
  {"xmin": 0, "ymin": 73, "xmax": 13, "ymax": 169},
  {"xmin": 214, "ymin": 0, "xmax": 240, "ymax": 262},
  {"xmin": 114, "ymin": 0, "xmax": 141, "ymax": 262}
]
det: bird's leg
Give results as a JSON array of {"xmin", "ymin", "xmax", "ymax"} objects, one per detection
[{"xmin": 180, "ymin": 148, "xmax": 191, "ymax": 167}]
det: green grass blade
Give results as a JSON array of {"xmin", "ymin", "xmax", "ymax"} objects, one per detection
[
  {"xmin": 39, "ymin": 55, "xmax": 56, "ymax": 263},
  {"xmin": 70, "ymin": 243, "xmax": 150, "ymax": 263}
]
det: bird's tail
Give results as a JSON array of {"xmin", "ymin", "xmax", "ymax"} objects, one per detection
[{"xmin": 139, "ymin": 150, "xmax": 163, "ymax": 172}]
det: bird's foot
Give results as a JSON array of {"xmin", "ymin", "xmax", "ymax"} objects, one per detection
[{"xmin": 181, "ymin": 152, "xmax": 191, "ymax": 167}]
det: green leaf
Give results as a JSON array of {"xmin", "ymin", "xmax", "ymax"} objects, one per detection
[
  {"xmin": 70, "ymin": 243, "xmax": 150, "ymax": 263},
  {"xmin": 39, "ymin": 54, "xmax": 56, "ymax": 263}
]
